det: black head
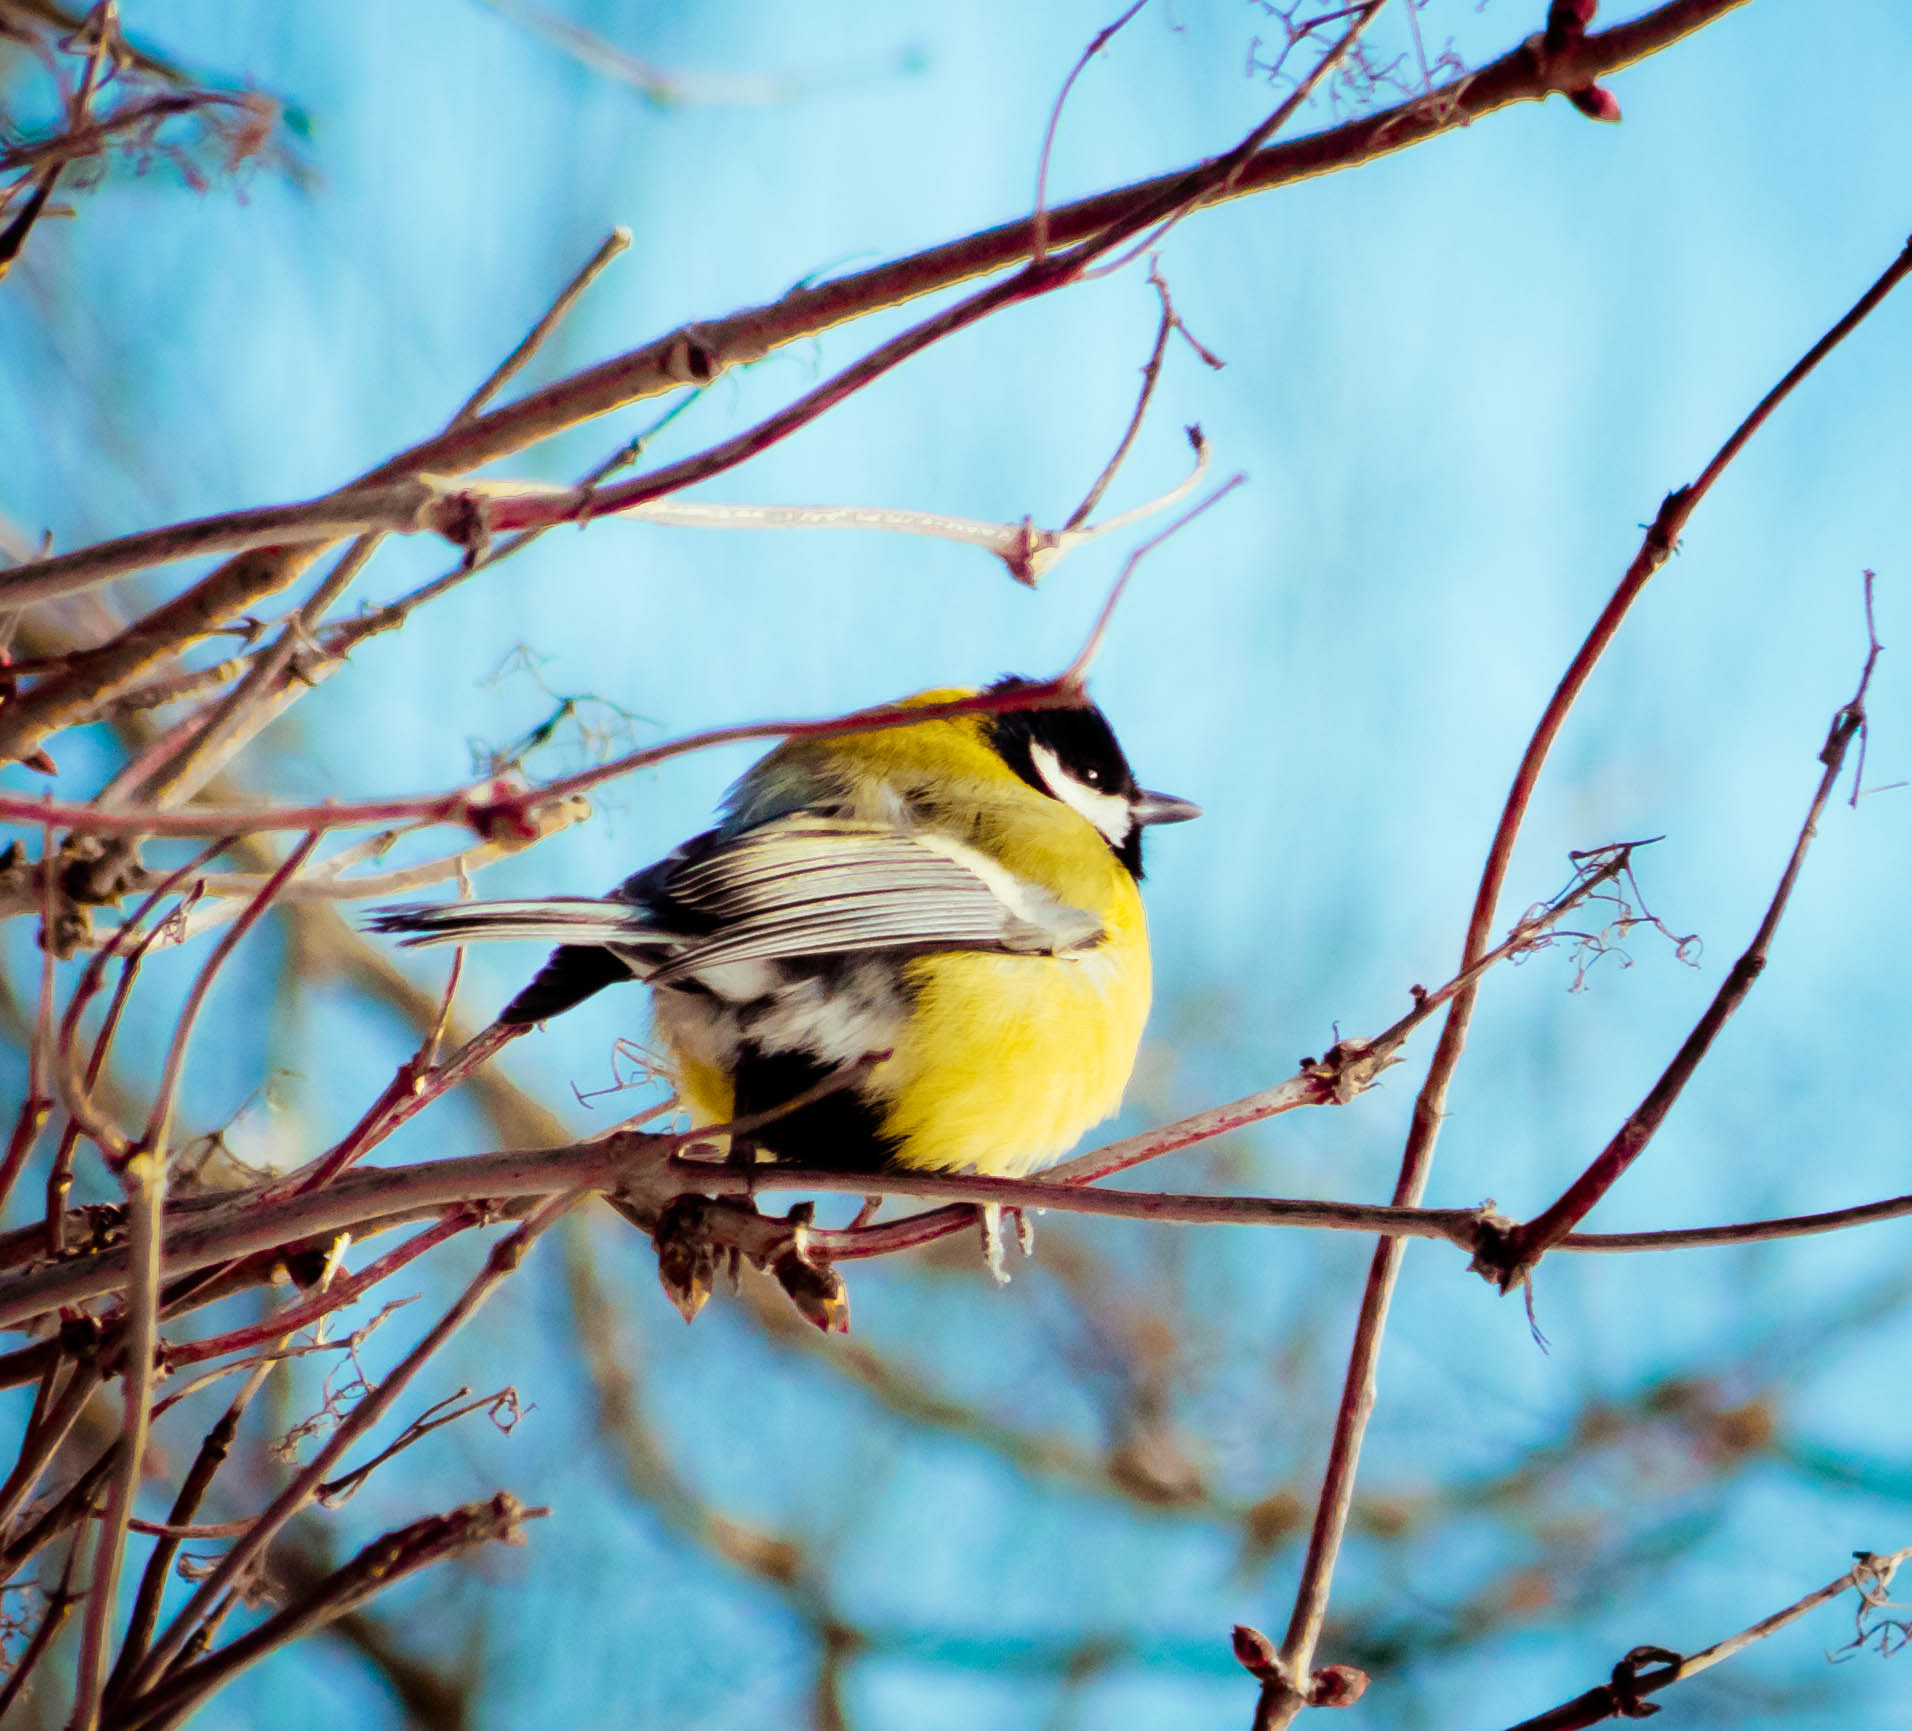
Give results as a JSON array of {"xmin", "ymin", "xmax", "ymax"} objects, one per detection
[{"xmin": 986, "ymin": 676, "xmax": 1199, "ymax": 878}]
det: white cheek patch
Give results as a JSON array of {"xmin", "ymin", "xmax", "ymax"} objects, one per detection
[{"xmin": 1029, "ymin": 740, "xmax": 1132, "ymax": 846}]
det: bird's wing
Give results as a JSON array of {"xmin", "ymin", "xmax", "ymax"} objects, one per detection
[{"xmin": 645, "ymin": 816, "xmax": 1103, "ymax": 983}]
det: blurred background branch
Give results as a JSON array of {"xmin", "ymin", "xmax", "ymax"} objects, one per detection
[{"xmin": 4, "ymin": 1, "xmax": 1909, "ymax": 1728}]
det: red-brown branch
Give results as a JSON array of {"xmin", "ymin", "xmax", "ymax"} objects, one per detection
[
  {"xmin": 1255, "ymin": 225, "xmax": 1912, "ymax": 1728},
  {"xmin": 1477, "ymin": 585, "xmax": 1885, "ymax": 1286}
]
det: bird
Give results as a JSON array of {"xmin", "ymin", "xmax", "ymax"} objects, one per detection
[{"xmin": 370, "ymin": 677, "xmax": 1198, "ymax": 1178}]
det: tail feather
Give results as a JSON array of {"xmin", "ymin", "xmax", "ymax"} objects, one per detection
[
  {"xmin": 367, "ymin": 898, "xmax": 650, "ymax": 950},
  {"xmin": 501, "ymin": 944, "xmax": 642, "ymax": 1024},
  {"xmin": 368, "ymin": 898, "xmax": 672, "ymax": 1025}
]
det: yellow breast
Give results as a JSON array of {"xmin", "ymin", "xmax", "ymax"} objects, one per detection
[
  {"xmin": 659, "ymin": 690, "xmax": 1156, "ymax": 1173},
  {"xmin": 874, "ymin": 874, "xmax": 1151, "ymax": 1175}
]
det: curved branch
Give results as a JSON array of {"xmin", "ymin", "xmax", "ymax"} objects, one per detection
[{"xmin": 0, "ymin": 0, "xmax": 1746, "ymax": 766}]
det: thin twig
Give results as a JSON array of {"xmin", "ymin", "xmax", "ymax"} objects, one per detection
[
  {"xmin": 0, "ymin": 0, "xmax": 116, "ymax": 281},
  {"xmin": 153, "ymin": 1215, "xmax": 475, "ymax": 1387},
  {"xmin": 452, "ymin": 227, "xmax": 632, "ymax": 424},
  {"xmin": 1479, "ymin": 583, "xmax": 1886, "ymax": 1286},
  {"xmin": 103, "ymin": 1347, "xmax": 284, "ymax": 1706},
  {"xmin": 0, "ymin": 1357, "xmax": 103, "ymax": 1537},
  {"xmin": 1066, "ymin": 264, "xmax": 1206, "ymax": 532},
  {"xmin": 50, "ymin": 844, "xmax": 231, "ymax": 1205},
  {"xmin": 1564, "ymin": 1191, "xmax": 1912, "ymax": 1254},
  {"xmin": 67, "ymin": 1146, "xmax": 163, "ymax": 1731},
  {"xmin": 1060, "ymin": 475, "xmax": 1244, "ymax": 686},
  {"xmin": 0, "ymin": 672, "xmax": 1090, "ymax": 840},
  {"xmin": 1032, "ymin": 0, "xmax": 1153, "ymax": 264},
  {"xmin": 141, "ymin": 833, "xmax": 320, "ymax": 1155},
  {"xmin": 0, "ymin": 834, "xmax": 57, "ymax": 1216},
  {"xmin": 0, "ymin": 1437, "xmax": 118, "ymax": 1583},
  {"xmin": 1499, "ymin": 1547, "xmax": 1912, "ymax": 1731},
  {"xmin": 124, "ymin": 1189, "xmax": 579, "ymax": 1690},
  {"xmin": 0, "ymin": 1518, "xmax": 88, "ymax": 1720},
  {"xmin": 317, "ymin": 1385, "xmax": 520, "ymax": 1506},
  {"xmin": 1257, "ymin": 224, "xmax": 1912, "ymax": 1728},
  {"xmin": 285, "ymin": 1022, "xmax": 528, "ymax": 1196},
  {"xmin": 111, "ymin": 1494, "xmax": 543, "ymax": 1731},
  {"xmin": 118, "ymin": 538, "xmax": 381, "ymax": 811}
]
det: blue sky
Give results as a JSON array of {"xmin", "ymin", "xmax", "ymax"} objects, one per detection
[{"xmin": 5, "ymin": 2, "xmax": 1912, "ymax": 1726}]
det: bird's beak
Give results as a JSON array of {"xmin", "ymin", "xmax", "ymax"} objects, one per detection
[{"xmin": 1133, "ymin": 789, "xmax": 1202, "ymax": 826}]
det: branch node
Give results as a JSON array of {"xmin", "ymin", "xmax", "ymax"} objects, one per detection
[
  {"xmin": 652, "ymin": 1194, "xmax": 724, "ymax": 1322},
  {"xmin": 427, "ymin": 486, "xmax": 494, "ymax": 569},
  {"xmin": 660, "ymin": 324, "xmax": 723, "ymax": 385},
  {"xmin": 1646, "ymin": 486, "xmax": 1689, "ymax": 562},
  {"xmin": 1606, "ymin": 1644, "xmax": 1682, "ymax": 1717},
  {"xmin": 769, "ymin": 1243, "xmax": 851, "ymax": 1333},
  {"xmin": 1535, "ymin": 3, "xmax": 1621, "ymax": 122},
  {"xmin": 1302, "ymin": 1036, "xmax": 1397, "ymax": 1104},
  {"xmin": 1464, "ymin": 1205, "xmax": 1528, "ymax": 1292}
]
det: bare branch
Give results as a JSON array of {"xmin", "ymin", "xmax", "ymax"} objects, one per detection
[
  {"xmin": 1255, "ymin": 222, "xmax": 1912, "ymax": 1729},
  {"xmin": 1476, "ymin": 580, "xmax": 1888, "ymax": 1286},
  {"xmin": 0, "ymin": 0, "xmax": 1746, "ymax": 769},
  {"xmin": 1499, "ymin": 1547, "xmax": 1912, "ymax": 1730},
  {"xmin": 120, "ymin": 1190, "xmax": 577, "ymax": 1691},
  {"xmin": 107, "ymin": 1493, "xmax": 543, "ymax": 1730},
  {"xmin": 69, "ymin": 1148, "xmax": 163, "ymax": 1731}
]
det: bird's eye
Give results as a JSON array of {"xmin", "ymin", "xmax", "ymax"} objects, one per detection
[{"xmin": 1082, "ymin": 767, "xmax": 1101, "ymax": 785}]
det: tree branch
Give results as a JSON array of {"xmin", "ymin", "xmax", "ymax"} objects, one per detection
[{"xmin": 1254, "ymin": 222, "xmax": 1912, "ymax": 1730}]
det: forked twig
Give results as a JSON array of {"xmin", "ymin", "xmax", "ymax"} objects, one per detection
[
  {"xmin": 108, "ymin": 1494, "xmax": 544, "ymax": 1730},
  {"xmin": 1499, "ymin": 1546, "xmax": 1912, "ymax": 1730},
  {"xmin": 122, "ymin": 1188, "xmax": 580, "ymax": 1692},
  {"xmin": 1477, "ymin": 576, "xmax": 1887, "ymax": 1287},
  {"xmin": 1254, "ymin": 229, "xmax": 1912, "ymax": 1729},
  {"xmin": 1032, "ymin": 0, "xmax": 1153, "ymax": 264}
]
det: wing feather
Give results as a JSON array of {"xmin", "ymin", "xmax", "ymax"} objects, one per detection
[
  {"xmin": 645, "ymin": 817, "xmax": 1101, "ymax": 984},
  {"xmin": 375, "ymin": 817, "xmax": 1105, "ymax": 995}
]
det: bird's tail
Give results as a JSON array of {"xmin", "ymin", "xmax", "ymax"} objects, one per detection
[
  {"xmin": 367, "ymin": 898, "xmax": 644, "ymax": 950},
  {"xmin": 367, "ymin": 898, "xmax": 665, "ymax": 1024}
]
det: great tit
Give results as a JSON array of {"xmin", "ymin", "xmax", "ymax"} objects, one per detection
[{"xmin": 372, "ymin": 677, "xmax": 1198, "ymax": 1177}]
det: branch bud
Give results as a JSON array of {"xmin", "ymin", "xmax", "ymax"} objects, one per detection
[
  {"xmin": 652, "ymin": 1195, "xmax": 721, "ymax": 1323},
  {"xmin": 1308, "ymin": 1665, "xmax": 1371, "ymax": 1708},
  {"xmin": 1230, "ymin": 1623, "xmax": 1281, "ymax": 1679},
  {"xmin": 770, "ymin": 1247, "xmax": 850, "ymax": 1333},
  {"xmin": 1568, "ymin": 83, "xmax": 1622, "ymax": 123}
]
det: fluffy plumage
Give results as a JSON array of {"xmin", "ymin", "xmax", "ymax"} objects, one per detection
[{"xmin": 371, "ymin": 679, "xmax": 1197, "ymax": 1175}]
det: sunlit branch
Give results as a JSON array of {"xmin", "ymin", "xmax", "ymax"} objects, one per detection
[
  {"xmin": 1256, "ymin": 220, "xmax": 1912, "ymax": 1729},
  {"xmin": 1498, "ymin": 1546, "xmax": 1912, "ymax": 1731}
]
